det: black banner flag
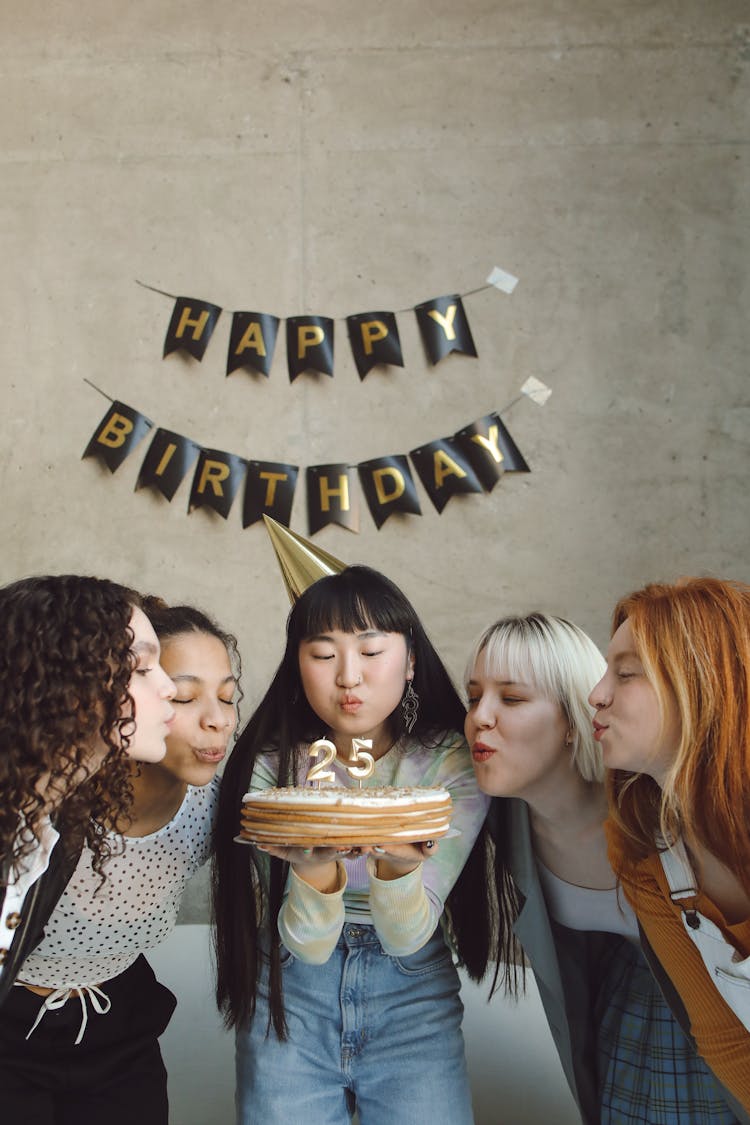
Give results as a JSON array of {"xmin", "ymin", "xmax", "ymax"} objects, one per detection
[
  {"xmin": 163, "ymin": 297, "xmax": 222, "ymax": 360},
  {"xmin": 188, "ymin": 449, "xmax": 246, "ymax": 519},
  {"xmin": 136, "ymin": 428, "xmax": 201, "ymax": 501},
  {"xmin": 286, "ymin": 316, "xmax": 334, "ymax": 381},
  {"xmin": 226, "ymin": 311, "xmax": 279, "ymax": 377},
  {"xmin": 242, "ymin": 460, "xmax": 299, "ymax": 528},
  {"xmin": 346, "ymin": 312, "xmax": 404, "ymax": 379},
  {"xmin": 306, "ymin": 464, "xmax": 358, "ymax": 534},
  {"xmin": 358, "ymin": 455, "xmax": 421, "ymax": 528},
  {"xmin": 409, "ymin": 438, "xmax": 483, "ymax": 513},
  {"xmin": 414, "ymin": 295, "xmax": 477, "ymax": 366},
  {"xmin": 82, "ymin": 402, "xmax": 153, "ymax": 473}
]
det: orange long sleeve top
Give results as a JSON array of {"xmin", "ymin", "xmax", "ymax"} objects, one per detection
[{"xmin": 607, "ymin": 826, "xmax": 750, "ymax": 1111}]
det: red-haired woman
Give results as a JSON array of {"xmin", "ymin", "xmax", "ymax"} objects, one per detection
[{"xmin": 590, "ymin": 577, "xmax": 750, "ymax": 1112}]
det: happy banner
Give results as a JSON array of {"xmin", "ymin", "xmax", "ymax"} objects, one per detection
[
  {"xmin": 83, "ymin": 402, "xmax": 529, "ymax": 534},
  {"xmin": 157, "ymin": 291, "xmax": 480, "ymax": 379}
]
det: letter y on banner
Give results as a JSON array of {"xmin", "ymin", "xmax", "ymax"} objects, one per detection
[
  {"xmin": 82, "ymin": 402, "xmax": 153, "ymax": 473},
  {"xmin": 414, "ymin": 295, "xmax": 477, "ymax": 365}
]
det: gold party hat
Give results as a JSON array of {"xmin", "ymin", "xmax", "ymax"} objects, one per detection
[{"xmin": 263, "ymin": 515, "xmax": 347, "ymax": 603}]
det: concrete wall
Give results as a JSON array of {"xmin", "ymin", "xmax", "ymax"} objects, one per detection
[{"xmin": 2, "ymin": 2, "xmax": 749, "ymax": 1119}]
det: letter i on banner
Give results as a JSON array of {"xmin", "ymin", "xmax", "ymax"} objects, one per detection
[
  {"xmin": 409, "ymin": 438, "xmax": 483, "ymax": 513},
  {"xmin": 136, "ymin": 428, "xmax": 201, "ymax": 501},
  {"xmin": 345, "ymin": 312, "xmax": 404, "ymax": 379},
  {"xmin": 82, "ymin": 402, "xmax": 153, "ymax": 473},
  {"xmin": 306, "ymin": 465, "xmax": 359, "ymax": 534},
  {"xmin": 242, "ymin": 460, "xmax": 299, "ymax": 528},
  {"xmin": 163, "ymin": 297, "xmax": 222, "ymax": 361},
  {"xmin": 357, "ymin": 455, "xmax": 421, "ymax": 528},
  {"xmin": 413, "ymin": 294, "xmax": 478, "ymax": 365},
  {"xmin": 188, "ymin": 449, "xmax": 247, "ymax": 519}
]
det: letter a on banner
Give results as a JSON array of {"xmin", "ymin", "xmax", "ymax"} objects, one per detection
[
  {"xmin": 357, "ymin": 455, "xmax": 421, "ymax": 528},
  {"xmin": 227, "ymin": 311, "xmax": 280, "ymax": 377},
  {"xmin": 409, "ymin": 438, "xmax": 483, "ymax": 513},
  {"xmin": 346, "ymin": 312, "xmax": 404, "ymax": 379},
  {"xmin": 306, "ymin": 464, "xmax": 359, "ymax": 534},
  {"xmin": 136, "ymin": 428, "xmax": 201, "ymax": 501},
  {"xmin": 242, "ymin": 460, "xmax": 299, "ymax": 528},
  {"xmin": 82, "ymin": 401, "xmax": 153, "ymax": 473},
  {"xmin": 188, "ymin": 449, "xmax": 247, "ymax": 519},
  {"xmin": 163, "ymin": 297, "xmax": 222, "ymax": 361},
  {"xmin": 286, "ymin": 317, "xmax": 334, "ymax": 381},
  {"xmin": 413, "ymin": 295, "xmax": 477, "ymax": 366}
]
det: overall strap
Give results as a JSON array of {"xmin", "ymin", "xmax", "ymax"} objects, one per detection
[{"xmin": 655, "ymin": 834, "xmax": 701, "ymax": 926}]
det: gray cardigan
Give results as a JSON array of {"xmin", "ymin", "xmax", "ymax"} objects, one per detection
[{"xmin": 495, "ymin": 798, "xmax": 626, "ymax": 1124}]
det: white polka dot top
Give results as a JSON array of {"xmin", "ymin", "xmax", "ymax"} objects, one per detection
[{"xmin": 19, "ymin": 777, "xmax": 219, "ymax": 989}]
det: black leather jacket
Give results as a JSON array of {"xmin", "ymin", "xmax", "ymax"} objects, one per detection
[{"xmin": 0, "ymin": 830, "xmax": 83, "ymax": 1008}]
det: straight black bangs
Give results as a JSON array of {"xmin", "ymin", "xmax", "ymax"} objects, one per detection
[{"xmin": 290, "ymin": 567, "xmax": 416, "ymax": 644}]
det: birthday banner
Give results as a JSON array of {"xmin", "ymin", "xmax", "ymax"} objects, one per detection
[
  {"xmin": 82, "ymin": 400, "xmax": 529, "ymax": 534},
  {"xmin": 154, "ymin": 281, "xmax": 500, "ymax": 381}
]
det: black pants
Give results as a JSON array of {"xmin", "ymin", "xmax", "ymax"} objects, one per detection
[{"xmin": 0, "ymin": 954, "xmax": 177, "ymax": 1125}]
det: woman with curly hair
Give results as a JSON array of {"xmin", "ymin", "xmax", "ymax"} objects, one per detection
[
  {"xmin": 0, "ymin": 573, "xmax": 176, "ymax": 1010},
  {"xmin": 591, "ymin": 576, "xmax": 750, "ymax": 1112},
  {"xmin": 1, "ymin": 598, "xmax": 240, "ymax": 1125}
]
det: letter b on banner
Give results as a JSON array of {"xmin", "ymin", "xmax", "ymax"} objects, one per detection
[{"xmin": 82, "ymin": 402, "xmax": 153, "ymax": 473}]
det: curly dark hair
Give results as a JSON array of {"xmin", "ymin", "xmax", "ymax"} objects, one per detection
[{"xmin": 0, "ymin": 574, "xmax": 142, "ymax": 885}]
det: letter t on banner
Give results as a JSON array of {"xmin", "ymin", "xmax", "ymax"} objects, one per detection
[{"xmin": 242, "ymin": 460, "xmax": 299, "ymax": 528}]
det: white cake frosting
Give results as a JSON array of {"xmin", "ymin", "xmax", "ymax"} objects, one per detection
[{"xmin": 242, "ymin": 785, "xmax": 450, "ymax": 809}]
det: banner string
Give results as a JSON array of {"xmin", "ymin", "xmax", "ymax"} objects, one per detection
[
  {"xmin": 83, "ymin": 378, "xmax": 114, "ymax": 403},
  {"xmin": 135, "ymin": 279, "xmax": 494, "ymax": 319}
]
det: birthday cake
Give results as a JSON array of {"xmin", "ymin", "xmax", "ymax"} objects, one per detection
[{"xmin": 239, "ymin": 786, "xmax": 453, "ymax": 848}]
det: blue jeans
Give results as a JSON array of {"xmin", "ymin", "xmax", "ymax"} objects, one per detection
[{"xmin": 235, "ymin": 923, "xmax": 474, "ymax": 1125}]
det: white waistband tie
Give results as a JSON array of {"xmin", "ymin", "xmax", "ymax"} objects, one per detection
[{"xmin": 22, "ymin": 984, "xmax": 112, "ymax": 1045}]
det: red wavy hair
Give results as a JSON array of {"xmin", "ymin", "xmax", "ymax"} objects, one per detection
[{"xmin": 606, "ymin": 576, "xmax": 750, "ymax": 891}]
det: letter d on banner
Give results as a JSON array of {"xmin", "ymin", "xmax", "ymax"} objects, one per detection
[
  {"xmin": 357, "ymin": 455, "xmax": 421, "ymax": 529},
  {"xmin": 82, "ymin": 401, "xmax": 153, "ymax": 473}
]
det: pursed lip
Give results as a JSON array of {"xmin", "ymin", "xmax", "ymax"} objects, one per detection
[
  {"xmin": 193, "ymin": 747, "xmax": 226, "ymax": 764},
  {"xmin": 339, "ymin": 695, "xmax": 362, "ymax": 713},
  {"xmin": 592, "ymin": 720, "xmax": 608, "ymax": 742},
  {"xmin": 164, "ymin": 709, "xmax": 176, "ymax": 728},
  {"xmin": 472, "ymin": 740, "xmax": 496, "ymax": 762}
]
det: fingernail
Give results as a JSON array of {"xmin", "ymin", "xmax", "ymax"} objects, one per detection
[{"xmin": 425, "ymin": 840, "xmax": 435, "ymax": 849}]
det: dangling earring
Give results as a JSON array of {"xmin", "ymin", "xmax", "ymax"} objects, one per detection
[{"xmin": 401, "ymin": 680, "xmax": 419, "ymax": 733}]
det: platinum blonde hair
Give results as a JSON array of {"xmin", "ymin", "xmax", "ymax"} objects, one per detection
[{"xmin": 465, "ymin": 613, "xmax": 606, "ymax": 783}]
